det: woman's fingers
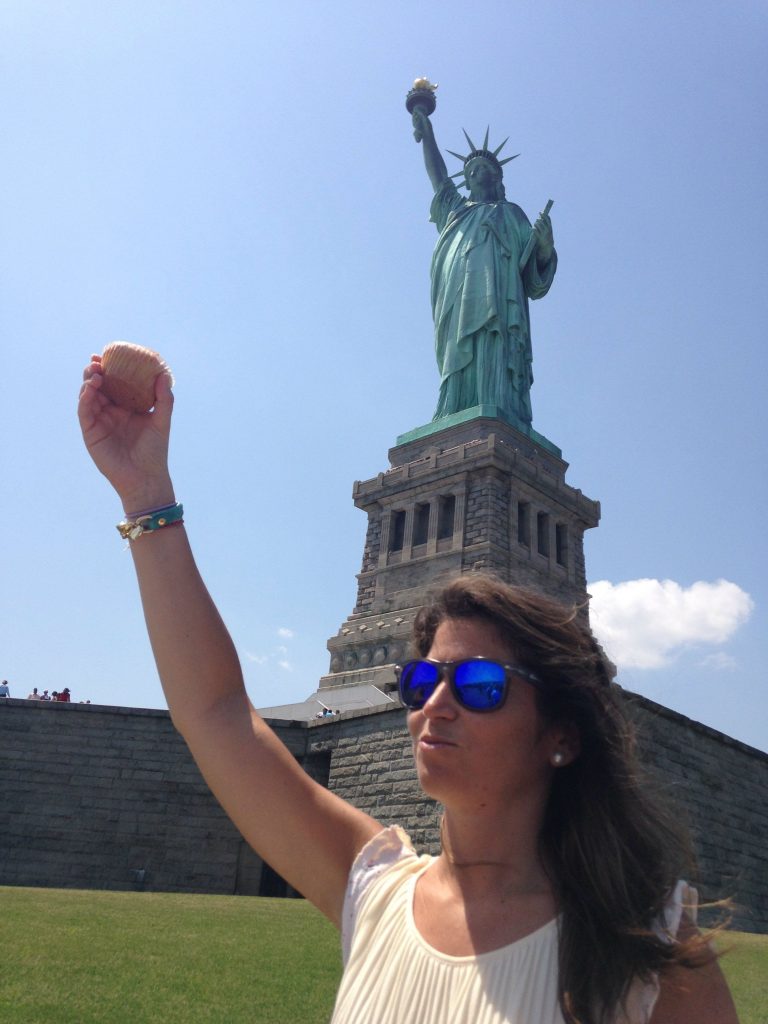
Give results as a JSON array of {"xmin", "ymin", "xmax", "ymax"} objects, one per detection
[
  {"xmin": 82, "ymin": 358, "xmax": 103, "ymax": 383},
  {"xmin": 149, "ymin": 372, "xmax": 174, "ymax": 434}
]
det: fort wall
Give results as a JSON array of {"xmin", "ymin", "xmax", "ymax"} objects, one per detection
[{"xmin": 1, "ymin": 696, "xmax": 765, "ymax": 931}]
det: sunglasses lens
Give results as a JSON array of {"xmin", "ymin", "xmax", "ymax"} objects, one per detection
[
  {"xmin": 454, "ymin": 660, "xmax": 507, "ymax": 710},
  {"xmin": 399, "ymin": 661, "xmax": 439, "ymax": 708}
]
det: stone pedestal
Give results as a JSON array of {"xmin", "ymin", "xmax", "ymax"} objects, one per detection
[{"xmin": 320, "ymin": 416, "xmax": 600, "ymax": 693}]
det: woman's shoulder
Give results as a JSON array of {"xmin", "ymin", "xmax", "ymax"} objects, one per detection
[
  {"xmin": 618, "ymin": 881, "xmax": 701, "ymax": 1023},
  {"xmin": 346, "ymin": 825, "xmax": 426, "ymax": 906},
  {"xmin": 340, "ymin": 825, "xmax": 430, "ymax": 963}
]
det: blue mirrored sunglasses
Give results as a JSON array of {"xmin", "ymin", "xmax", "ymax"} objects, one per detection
[{"xmin": 395, "ymin": 658, "xmax": 541, "ymax": 713}]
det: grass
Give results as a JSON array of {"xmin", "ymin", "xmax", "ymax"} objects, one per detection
[
  {"xmin": 717, "ymin": 931, "xmax": 768, "ymax": 1024},
  {"xmin": 0, "ymin": 886, "xmax": 342, "ymax": 1024},
  {"xmin": 1, "ymin": 886, "xmax": 765, "ymax": 1023}
]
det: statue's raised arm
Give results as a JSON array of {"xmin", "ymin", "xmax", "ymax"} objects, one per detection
[
  {"xmin": 411, "ymin": 108, "xmax": 448, "ymax": 193},
  {"xmin": 406, "ymin": 83, "xmax": 557, "ymax": 433}
]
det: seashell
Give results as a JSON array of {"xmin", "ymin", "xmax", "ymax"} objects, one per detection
[{"xmin": 100, "ymin": 341, "xmax": 173, "ymax": 413}]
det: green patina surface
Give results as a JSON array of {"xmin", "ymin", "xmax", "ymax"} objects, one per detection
[
  {"xmin": 410, "ymin": 95, "xmax": 557, "ymax": 434},
  {"xmin": 396, "ymin": 406, "xmax": 562, "ymax": 458}
]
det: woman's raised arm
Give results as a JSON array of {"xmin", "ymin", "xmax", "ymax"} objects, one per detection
[{"xmin": 78, "ymin": 359, "xmax": 382, "ymax": 924}]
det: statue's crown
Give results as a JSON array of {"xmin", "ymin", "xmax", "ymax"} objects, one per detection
[{"xmin": 447, "ymin": 128, "xmax": 519, "ymax": 182}]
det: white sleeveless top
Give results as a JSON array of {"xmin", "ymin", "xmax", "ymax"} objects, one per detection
[{"xmin": 331, "ymin": 827, "xmax": 696, "ymax": 1024}]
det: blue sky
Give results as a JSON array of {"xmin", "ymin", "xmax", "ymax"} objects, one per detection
[{"xmin": 3, "ymin": 1, "xmax": 766, "ymax": 751}]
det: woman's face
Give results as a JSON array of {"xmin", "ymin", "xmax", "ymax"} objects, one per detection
[{"xmin": 407, "ymin": 617, "xmax": 564, "ymax": 813}]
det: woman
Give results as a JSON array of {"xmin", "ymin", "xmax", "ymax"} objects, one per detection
[{"xmin": 78, "ymin": 360, "xmax": 738, "ymax": 1023}]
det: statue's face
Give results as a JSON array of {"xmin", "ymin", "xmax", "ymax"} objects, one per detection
[{"xmin": 465, "ymin": 158, "xmax": 499, "ymax": 199}]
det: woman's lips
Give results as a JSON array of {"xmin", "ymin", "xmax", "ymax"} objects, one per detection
[{"xmin": 419, "ymin": 733, "xmax": 457, "ymax": 748}]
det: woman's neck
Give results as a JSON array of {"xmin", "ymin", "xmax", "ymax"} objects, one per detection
[{"xmin": 437, "ymin": 810, "xmax": 551, "ymax": 899}]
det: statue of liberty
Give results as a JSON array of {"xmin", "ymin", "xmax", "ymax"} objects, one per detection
[{"xmin": 410, "ymin": 103, "xmax": 557, "ymax": 431}]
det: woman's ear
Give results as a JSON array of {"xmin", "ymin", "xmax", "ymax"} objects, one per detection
[{"xmin": 549, "ymin": 721, "xmax": 581, "ymax": 767}]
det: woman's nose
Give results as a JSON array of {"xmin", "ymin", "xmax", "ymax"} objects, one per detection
[{"xmin": 422, "ymin": 678, "xmax": 458, "ymax": 718}]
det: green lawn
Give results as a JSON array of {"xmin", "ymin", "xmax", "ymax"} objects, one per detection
[
  {"xmin": 1, "ymin": 886, "xmax": 765, "ymax": 1023},
  {"xmin": 717, "ymin": 931, "xmax": 768, "ymax": 1024},
  {"xmin": 0, "ymin": 887, "xmax": 341, "ymax": 1024}
]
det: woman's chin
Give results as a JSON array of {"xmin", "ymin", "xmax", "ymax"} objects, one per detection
[{"xmin": 416, "ymin": 759, "xmax": 459, "ymax": 803}]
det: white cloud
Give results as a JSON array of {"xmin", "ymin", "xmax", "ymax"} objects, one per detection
[
  {"xmin": 243, "ymin": 645, "xmax": 294, "ymax": 672},
  {"xmin": 588, "ymin": 579, "xmax": 753, "ymax": 670},
  {"xmin": 244, "ymin": 651, "xmax": 269, "ymax": 664},
  {"xmin": 699, "ymin": 651, "xmax": 738, "ymax": 671},
  {"xmin": 277, "ymin": 627, "xmax": 295, "ymax": 639}
]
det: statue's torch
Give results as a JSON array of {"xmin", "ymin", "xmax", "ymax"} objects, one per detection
[{"xmin": 405, "ymin": 78, "xmax": 438, "ymax": 141}]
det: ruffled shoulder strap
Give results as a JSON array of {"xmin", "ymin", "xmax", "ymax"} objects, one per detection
[
  {"xmin": 654, "ymin": 879, "xmax": 699, "ymax": 940},
  {"xmin": 617, "ymin": 881, "xmax": 699, "ymax": 1023},
  {"xmin": 341, "ymin": 826, "xmax": 421, "ymax": 964}
]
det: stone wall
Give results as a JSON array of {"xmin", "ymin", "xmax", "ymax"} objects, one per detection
[
  {"xmin": 0, "ymin": 700, "xmax": 310, "ymax": 897},
  {"xmin": 1, "ymin": 694, "xmax": 765, "ymax": 931},
  {"xmin": 314, "ymin": 706, "xmax": 438, "ymax": 851},
  {"xmin": 623, "ymin": 693, "xmax": 767, "ymax": 931},
  {"xmin": 313, "ymin": 697, "xmax": 768, "ymax": 932}
]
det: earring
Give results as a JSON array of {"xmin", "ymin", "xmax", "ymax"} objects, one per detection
[{"xmin": 551, "ymin": 752, "xmax": 565, "ymax": 766}]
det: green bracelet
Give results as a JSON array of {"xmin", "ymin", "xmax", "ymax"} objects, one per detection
[{"xmin": 116, "ymin": 503, "xmax": 184, "ymax": 541}]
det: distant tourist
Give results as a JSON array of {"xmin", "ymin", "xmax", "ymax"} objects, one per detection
[
  {"xmin": 40, "ymin": 689, "xmax": 51, "ymax": 701},
  {"xmin": 79, "ymin": 357, "xmax": 739, "ymax": 1024},
  {"xmin": 27, "ymin": 687, "xmax": 40, "ymax": 700},
  {"xmin": 0, "ymin": 680, "xmax": 10, "ymax": 698},
  {"xmin": 59, "ymin": 687, "xmax": 71, "ymax": 703}
]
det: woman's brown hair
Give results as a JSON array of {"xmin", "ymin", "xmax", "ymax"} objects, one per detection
[{"xmin": 412, "ymin": 573, "xmax": 716, "ymax": 1024}]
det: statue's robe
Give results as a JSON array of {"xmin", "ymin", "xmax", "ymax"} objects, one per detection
[{"xmin": 430, "ymin": 180, "xmax": 557, "ymax": 427}]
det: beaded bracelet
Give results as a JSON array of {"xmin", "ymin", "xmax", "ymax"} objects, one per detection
[{"xmin": 116, "ymin": 502, "xmax": 184, "ymax": 541}]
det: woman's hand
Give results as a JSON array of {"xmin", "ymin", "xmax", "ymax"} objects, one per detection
[
  {"xmin": 78, "ymin": 355, "xmax": 175, "ymax": 512},
  {"xmin": 78, "ymin": 353, "xmax": 382, "ymax": 927}
]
